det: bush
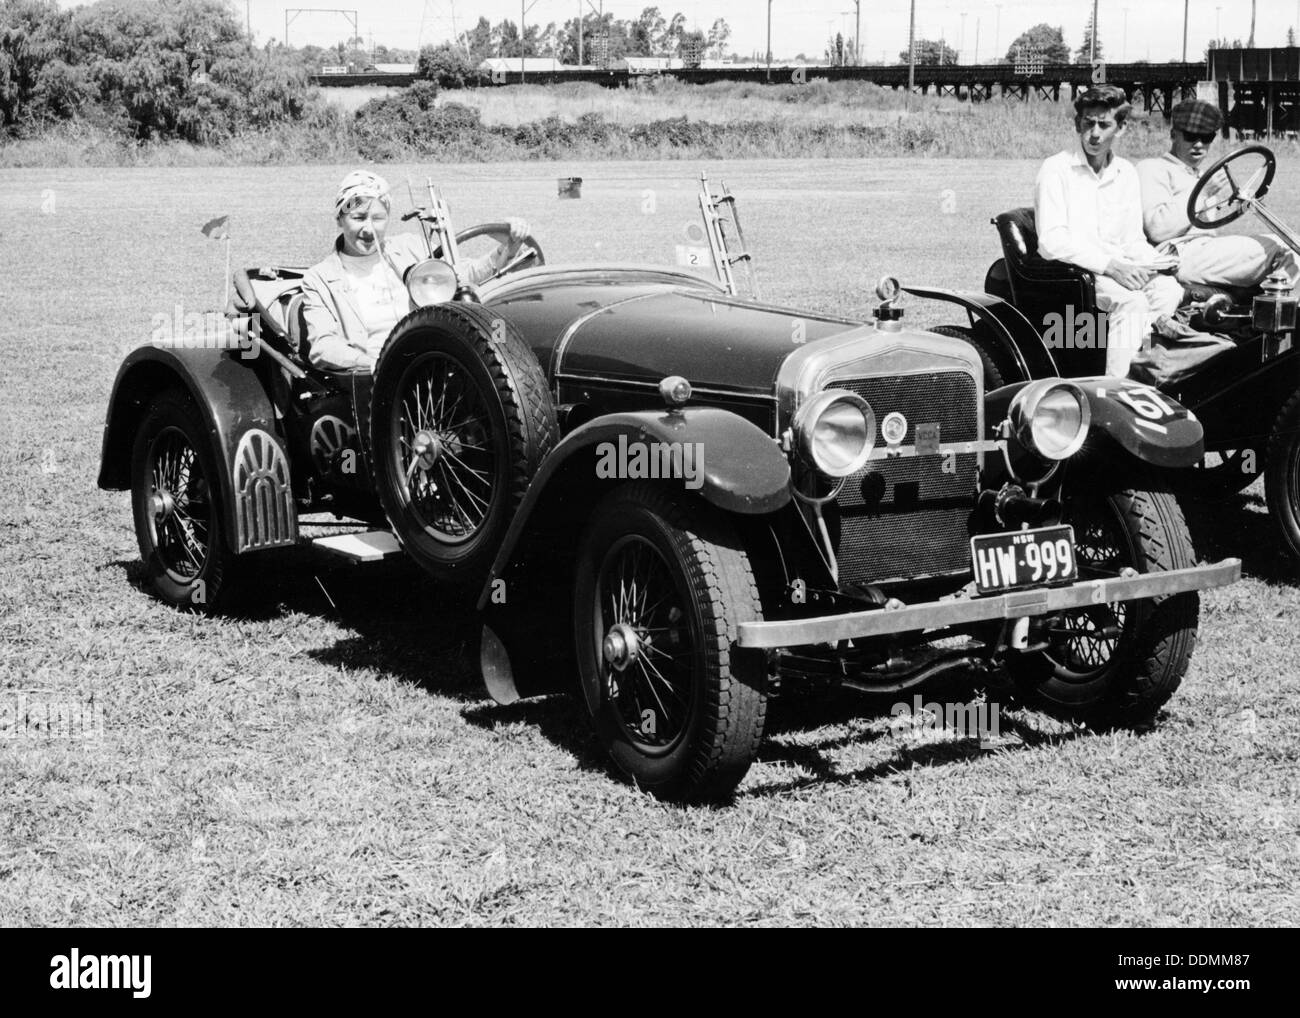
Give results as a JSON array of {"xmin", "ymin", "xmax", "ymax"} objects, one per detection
[{"xmin": 416, "ymin": 43, "xmax": 477, "ymax": 89}]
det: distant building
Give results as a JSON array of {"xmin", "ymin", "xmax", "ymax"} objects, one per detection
[
  {"xmin": 479, "ymin": 57, "xmax": 565, "ymax": 75},
  {"xmin": 616, "ymin": 56, "xmax": 685, "ymax": 74},
  {"xmin": 372, "ymin": 62, "xmax": 415, "ymax": 74}
]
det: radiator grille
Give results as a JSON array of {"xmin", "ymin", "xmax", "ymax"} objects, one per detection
[{"xmin": 831, "ymin": 371, "xmax": 978, "ymax": 585}]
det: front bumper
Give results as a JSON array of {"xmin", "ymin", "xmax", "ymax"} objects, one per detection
[{"xmin": 735, "ymin": 559, "xmax": 1241, "ymax": 649}]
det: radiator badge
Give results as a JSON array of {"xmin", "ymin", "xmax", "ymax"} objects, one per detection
[
  {"xmin": 881, "ymin": 411, "xmax": 908, "ymax": 448},
  {"xmin": 915, "ymin": 422, "xmax": 941, "ymax": 456}
]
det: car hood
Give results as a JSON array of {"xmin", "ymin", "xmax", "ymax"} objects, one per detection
[{"xmin": 519, "ymin": 287, "xmax": 870, "ymax": 394}]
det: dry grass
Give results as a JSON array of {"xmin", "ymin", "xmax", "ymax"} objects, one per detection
[
  {"xmin": 1, "ymin": 158, "xmax": 1298, "ymax": 926},
  {"xmin": 5, "ymin": 78, "xmax": 1281, "ymax": 166}
]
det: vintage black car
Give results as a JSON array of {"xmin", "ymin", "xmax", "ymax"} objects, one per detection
[
  {"xmin": 98, "ymin": 176, "xmax": 1240, "ymax": 801},
  {"xmin": 938, "ymin": 144, "xmax": 1300, "ymax": 562}
]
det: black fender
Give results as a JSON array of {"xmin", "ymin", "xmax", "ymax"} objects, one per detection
[
  {"xmin": 906, "ymin": 285, "xmax": 1058, "ymax": 381},
  {"xmin": 476, "ymin": 407, "xmax": 791, "ymax": 609},
  {"xmin": 97, "ymin": 345, "xmax": 298, "ymax": 553},
  {"xmin": 985, "ymin": 377, "xmax": 1205, "ymax": 469}
]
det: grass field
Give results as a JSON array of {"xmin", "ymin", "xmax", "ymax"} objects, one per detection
[{"xmin": 2, "ymin": 158, "xmax": 1298, "ymax": 926}]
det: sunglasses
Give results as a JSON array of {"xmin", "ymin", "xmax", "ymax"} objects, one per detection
[{"xmin": 1182, "ymin": 131, "xmax": 1216, "ymax": 144}]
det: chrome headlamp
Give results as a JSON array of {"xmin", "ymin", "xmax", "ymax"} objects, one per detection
[
  {"xmin": 1009, "ymin": 380, "xmax": 1090, "ymax": 460},
  {"xmin": 406, "ymin": 258, "xmax": 458, "ymax": 306},
  {"xmin": 793, "ymin": 389, "xmax": 876, "ymax": 477}
]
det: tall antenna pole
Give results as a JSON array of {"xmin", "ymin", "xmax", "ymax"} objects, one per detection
[
  {"xmin": 1090, "ymin": 0, "xmax": 1099, "ymax": 63},
  {"xmin": 1183, "ymin": 0, "xmax": 1189, "ymax": 61},
  {"xmin": 907, "ymin": 0, "xmax": 916, "ymax": 108}
]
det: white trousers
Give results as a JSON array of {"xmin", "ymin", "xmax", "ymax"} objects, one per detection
[
  {"xmin": 1094, "ymin": 273, "xmax": 1184, "ymax": 377},
  {"xmin": 1169, "ymin": 233, "xmax": 1299, "ymax": 290}
]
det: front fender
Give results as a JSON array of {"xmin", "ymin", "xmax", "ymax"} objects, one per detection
[
  {"xmin": 97, "ymin": 344, "xmax": 298, "ymax": 553},
  {"xmin": 476, "ymin": 407, "xmax": 791, "ymax": 609},
  {"xmin": 986, "ymin": 376, "xmax": 1205, "ymax": 468},
  {"xmin": 906, "ymin": 285, "xmax": 1059, "ymax": 381}
]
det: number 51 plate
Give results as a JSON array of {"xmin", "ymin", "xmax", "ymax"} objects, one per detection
[{"xmin": 970, "ymin": 525, "xmax": 1077, "ymax": 595}]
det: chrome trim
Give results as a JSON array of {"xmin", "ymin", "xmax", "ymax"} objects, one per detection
[
  {"xmin": 735, "ymin": 559, "xmax": 1241, "ymax": 648},
  {"xmin": 774, "ymin": 328, "xmax": 985, "ymax": 441},
  {"xmin": 548, "ymin": 291, "xmax": 667, "ymax": 391},
  {"xmin": 482, "ymin": 264, "xmax": 728, "ymax": 300},
  {"xmin": 553, "ymin": 372, "xmax": 779, "ymax": 406},
  {"xmin": 866, "ymin": 438, "xmax": 1005, "ymax": 461}
]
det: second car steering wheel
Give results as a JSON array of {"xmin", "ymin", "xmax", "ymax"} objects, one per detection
[
  {"xmin": 1186, "ymin": 143, "xmax": 1276, "ymax": 230},
  {"xmin": 455, "ymin": 222, "xmax": 546, "ymax": 274}
]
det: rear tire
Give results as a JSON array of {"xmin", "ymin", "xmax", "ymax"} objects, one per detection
[
  {"xmin": 573, "ymin": 484, "xmax": 768, "ymax": 802},
  {"xmin": 130, "ymin": 393, "xmax": 238, "ymax": 612},
  {"xmin": 1008, "ymin": 480, "xmax": 1199, "ymax": 728}
]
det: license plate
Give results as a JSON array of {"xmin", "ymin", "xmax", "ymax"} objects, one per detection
[{"xmin": 970, "ymin": 525, "xmax": 1077, "ymax": 595}]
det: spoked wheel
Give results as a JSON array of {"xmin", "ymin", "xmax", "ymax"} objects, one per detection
[
  {"xmin": 370, "ymin": 303, "xmax": 556, "ymax": 588},
  {"xmin": 1266, "ymin": 386, "xmax": 1300, "ymax": 564},
  {"xmin": 397, "ymin": 351, "xmax": 496, "ymax": 541},
  {"xmin": 574, "ymin": 484, "xmax": 768, "ymax": 802},
  {"xmin": 130, "ymin": 393, "xmax": 236, "ymax": 611},
  {"xmin": 1008, "ymin": 480, "xmax": 1200, "ymax": 727}
]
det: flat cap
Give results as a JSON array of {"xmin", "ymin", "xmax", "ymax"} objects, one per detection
[{"xmin": 1171, "ymin": 99, "xmax": 1223, "ymax": 134}]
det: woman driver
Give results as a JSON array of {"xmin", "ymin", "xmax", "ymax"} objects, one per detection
[{"xmin": 301, "ymin": 170, "xmax": 530, "ymax": 371}]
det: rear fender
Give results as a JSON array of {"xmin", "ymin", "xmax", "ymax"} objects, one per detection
[
  {"xmin": 98, "ymin": 346, "xmax": 298, "ymax": 552},
  {"xmin": 476, "ymin": 407, "xmax": 791, "ymax": 609},
  {"xmin": 906, "ymin": 285, "xmax": 1058, "ymax": 381},
  {"xmin": 986, "ymin": 377, "xmax": 1205, "ymax": 469}
]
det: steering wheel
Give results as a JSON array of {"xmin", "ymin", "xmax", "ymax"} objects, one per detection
[
  {"xmin": 455, "ymin": 222, "xmax": 545, "ymax": 276},
  {"xmin": 1187, "ymin": 144, "xmax": 1276, "ymax": 230}
]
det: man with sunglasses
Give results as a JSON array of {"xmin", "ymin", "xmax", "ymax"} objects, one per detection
[
  {"xmin": 1036, "ymin": 85, "xmax": 1184, "ymax": 376},
  {"xmin": 1137, "ymin": 99, "xmax": 1296, "ymax": 290}
]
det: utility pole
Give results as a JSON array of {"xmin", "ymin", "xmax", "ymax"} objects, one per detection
[
  {"xmin": 1183, "ymin": 0, "xmax": 1189, "ymax": 61},
  {"xmin": 960, "ymin": 13, "xmax": 967, "ymax": 65},
  {"xmin": 1090, "ymin": 0, "xmax": 1099, "ymax": 64},
  {"xmin": 907, "ymin": 0, "xmax": 916, "ymax": 108},
  {"xmin": 975, "ymin": 17, "xmax": 980, "ymax": 64},
  {"xmin": 853, "ymin": 0, "xmax": 861, "ymax": 66},
  {"xmin": 1124, "ymin": 8, "xmax": 1129, "ymax": 63},
  {"xmin": 994, "ymin": 4, "xmax": 1002, "ymax": 63},
  {"xmin": 766, "ymin": 0, "xmax": 772, "ymax": 82},
  {"xmin": 521, "ymin": 0, "xmax": 541, "ymax": 81}
]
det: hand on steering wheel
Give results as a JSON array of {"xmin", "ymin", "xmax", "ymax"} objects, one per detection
[
  {"xmin": 1186, "ymin": 144, "xmax": 1276, "ymax": 230},
  {"xmin": 455, "ymin": 221, "xmax": 545, "ymax": 277}
]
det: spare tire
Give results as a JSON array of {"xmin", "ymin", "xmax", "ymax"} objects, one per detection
[{"xmin": 370, "ymin": 303, "xmax": 556, "ymax": 589}]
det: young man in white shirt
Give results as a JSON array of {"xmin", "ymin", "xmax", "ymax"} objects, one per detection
[
  {"xmin": 1035, "ymin": 85, "xmax": 1183, "ymax": 376},
  {"xmin": 1137, "ymin": 99, "xmax": 1297, "ymax": 290}
]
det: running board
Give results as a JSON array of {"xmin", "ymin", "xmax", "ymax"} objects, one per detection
[{"xmin": 310, "ymin": 531, "xmax": 403, "ymax": 563}]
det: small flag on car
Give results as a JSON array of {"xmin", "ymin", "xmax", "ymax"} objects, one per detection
[{"xmin": 200, "ymin": 214, "xmax": 230, "ymax": 240}]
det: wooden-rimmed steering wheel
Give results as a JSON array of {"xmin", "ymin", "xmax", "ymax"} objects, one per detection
[
  {"xmin": 1187, "ymin": 144, "xmax": 1276, "ymax": 230},
  {"xmin": 455, "ymin": 222, "xmax": 545, "ymax": 276}
]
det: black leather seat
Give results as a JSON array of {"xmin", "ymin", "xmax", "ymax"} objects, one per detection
[{"xmin": 992, "ymin": 207, "xmax": 1106, "ymax": 375}]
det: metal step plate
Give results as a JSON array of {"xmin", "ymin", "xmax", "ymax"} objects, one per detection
[{"xmin": 310, "ymin": 531, "xmax": 403, "ymax": 564}]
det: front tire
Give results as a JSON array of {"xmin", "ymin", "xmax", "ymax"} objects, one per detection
[
  {"xmin": 1009, "ymin": 480, "xmax": 1200, "ymax": 727},
  {"xmin": 573, "ymin": 484, "xmax": 768, "ymax": 802},
  {"xmin": 130, "ymin": 393, "xmax": 237, "ymax": 612},
  {"xmin": 1266, "ymin": 387, "xmax": 1300, "ymax": 563}
]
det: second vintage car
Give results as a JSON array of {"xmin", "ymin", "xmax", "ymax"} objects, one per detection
[{"xmin": 98, "ymin": 176, "xmax": 1240, "ymax": 801}]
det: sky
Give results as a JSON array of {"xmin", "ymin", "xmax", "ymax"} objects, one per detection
[{"xmin": 56, "ymin": 1, "xmax": 1300, "ymax": 64}]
